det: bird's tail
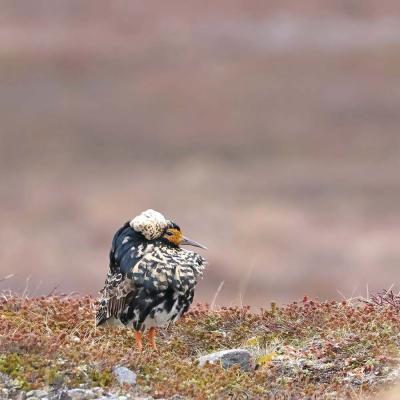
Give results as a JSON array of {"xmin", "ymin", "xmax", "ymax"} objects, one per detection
[
  {"xmin": 95, "ymin": 298, "xmax": 109, "ymax": 327},
  {"xmin": 95, "ymin": 302, "xmax": 125, "ymax": 327},
  {"xmin": 95, "ymin": 310, "xmax": 107, "ymax": 327}
]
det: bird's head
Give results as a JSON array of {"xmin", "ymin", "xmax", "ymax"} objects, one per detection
[
  {"xmin": 130, "ymin": 209, "xmax": 207, "ymax": 249},
  {"xmin": 162, "ymin": 221, "xmax": 207, "ymax": 249}
]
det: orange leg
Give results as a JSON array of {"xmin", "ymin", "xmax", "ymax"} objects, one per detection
[
  {"xmin": 148, "ymin": 327, "xmax": 157, "ymax": 350},
  {"xmin": 134, "ymin": 330, "xmax": 143, "ymax": 351}
]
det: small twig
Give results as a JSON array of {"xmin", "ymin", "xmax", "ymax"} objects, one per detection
[
  {"xmin": 367, "ymin": 289, "xmax": 400, "ymax": 310},
  {"xmin": 21, "ymin": 275, "xmax": 31, "ymax": 299},
  {"xmin": 0, "ymin": 274, "xmax": 14, "ymax": 283},
  {"xmin": 47, "ymin": 285, "xmax": 60, "ymax": 296},
  {"xmin": 210, "ymin": 281, "xmax": 224, "ymax": 310},
  {"xmin": 238, "ymin": 257, "xmax": 257, "ymax": 305},
  {"xmin": 32, "ymin": 280, "xmax": 43, "ymax": 297},
  {"xmin": 336, "ymin": 290, "xmax": 348, "ymax": 302}
]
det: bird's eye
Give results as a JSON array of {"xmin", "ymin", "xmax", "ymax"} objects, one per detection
[{"xmin": 166, "ymin": 230, "xmax": 174, "ymax": 236}]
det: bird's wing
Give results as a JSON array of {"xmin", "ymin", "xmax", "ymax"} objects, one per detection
[
  {"xmin": 96, "ymin": 271, "xmax": 136, "ymax": 326},
  {"xmin": 96, "ymin": 222, "xmax": 145, "ymax": 326},
  {"xmin": 127, "ymin": 244, "xmax": 206, "ymax": 294}
]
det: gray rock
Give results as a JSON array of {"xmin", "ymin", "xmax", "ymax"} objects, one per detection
[
  {"xmin": 198, "ymin": 349, "xmax": 254, "ymax": 372},
  {"xmin": 63, "ymin": 389, "xmax": 95, "ymax": 400},
  {"xmin": 131, "ymin": 398, "xmax": 154, "ymax": 400},
  {"xmin": 16, "ymin": 392, "xmax": 27, "ymax": 400},
  {"xmin": 95, "ymin": 397, "xmax": 117, "ymax": 400},
  {"xmin": 113, "ymin": 366, "xmax": 137, "ymax": 385},
  {"xmin": 26, "ymin": 390, "xmax": 48, "ymax": 398},
  {"xmin": 131, "ymin": 397, "xmax": 154, "ymax": 400}
]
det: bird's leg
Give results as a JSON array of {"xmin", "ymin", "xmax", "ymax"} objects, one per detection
[
  {"xmin": 148, "ymin": 327, "xmax": 157, "ymax": 350},
  {"xmin": 134, "ymin": 330, "xmax": 143, "ymax": 351}
]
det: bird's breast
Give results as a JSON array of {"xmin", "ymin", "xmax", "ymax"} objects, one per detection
[{"xmin": 141, "ymin": 293, "xmax": 185, "ymax": 329}]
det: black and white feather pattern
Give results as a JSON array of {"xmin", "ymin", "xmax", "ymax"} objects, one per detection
[{"xmin": 96, "ymin": 221, "xmax": 206, "ymax": 331}]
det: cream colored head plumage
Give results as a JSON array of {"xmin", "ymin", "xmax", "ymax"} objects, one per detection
[{"xmin": 130, "ymin": 209, "xmax": 168, "ymax": 240}]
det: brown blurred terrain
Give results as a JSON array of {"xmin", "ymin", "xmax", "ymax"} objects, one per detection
[{"xmin": 1, "ymin": 1, "xmax": 400, "ymax": 306}]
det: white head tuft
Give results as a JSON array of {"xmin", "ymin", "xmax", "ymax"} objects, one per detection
[{"xmin": 130, "ymin": 209, "xmax": 168, "ymax": 240}]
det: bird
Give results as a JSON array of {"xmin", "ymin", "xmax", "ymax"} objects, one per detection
[{"xmin": 96, "ymin": 209, "xmax": 207, "ymax": 350}]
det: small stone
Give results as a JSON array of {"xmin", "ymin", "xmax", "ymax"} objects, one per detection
[
  {"xmin": 59, "ymin": 391, "xmax": 70, "ymax": 400},
  {"xmin": 198, "ymin": 349, "xmax": 254, "ymax": 372},
  {"xmin": 16, "ymin": 391, "xmax": 26, "ymax": 400},
  {"xmin": 113, "ymin": 366, "xmax": 137, "ymax": 385},
  {"xmin": 1, "ymin": 389, "xmax": 9, "ymax": 400},
  {"xmin": 26, "ymin": 390, "xmax": 48, "ymax": 398},
  {"xmin": 94, "ymin": 397, "xmax": 115, "ymax": 400},
  {"xmin": 0, "ymin": 373, "xmax": 10, "ymax": 385},
  {"xmin": 27, "ymin": 397, "xmax": 40, "ymax": 400},
  {"xmin": 91, "ymin": 388, "xmax": 105, "ymax": 398},
  {"xmin": 65, "ymin": 388, "xmax": 95, "ymax": 400},
  {"xmin": 132, "ymin": 398, "xmax": 154, "ymax": 400}
]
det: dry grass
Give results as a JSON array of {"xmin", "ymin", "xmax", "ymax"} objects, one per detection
[{"xmin": 1, "ymin": 293, "xmax": 400, "ymax": 399}]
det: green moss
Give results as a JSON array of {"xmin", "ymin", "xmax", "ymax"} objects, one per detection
[
  {"xmin": 88, "ymin": 369, "xmax": 113, "ymax": 387},
  {"xmin": 0, "ymin": 353, "xmax": 22, "ymax": 376},
  {"xmin": 0, "ymin": 354, "xmax": 31, "ymax": 390},
  {"xmin": 44, "ymin": 367, "xmax": 64, "ymax": 386}
]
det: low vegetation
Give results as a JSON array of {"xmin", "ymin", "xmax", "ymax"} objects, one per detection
[{"xmin": 1, "ymin": 291, "xmax": 400, "ymax": 399}]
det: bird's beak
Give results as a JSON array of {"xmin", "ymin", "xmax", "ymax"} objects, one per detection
[{"xmin": 180, "ymin": 236, "xmax": 207, "ymax": 250}]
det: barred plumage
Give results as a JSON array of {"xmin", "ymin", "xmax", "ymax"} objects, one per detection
[{"xmin": 96, "ymin": 209, "xmax": 207, "ymax": 349}]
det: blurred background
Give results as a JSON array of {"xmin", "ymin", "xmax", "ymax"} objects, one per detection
[{"xmin": 1, "ymin": 0, "xmax": 400, "ymax": 306}]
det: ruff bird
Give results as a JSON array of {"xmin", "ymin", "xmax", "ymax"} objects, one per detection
[{"xmin": 96, "ymin": 209, "xmax": 207, "ymax": 350}]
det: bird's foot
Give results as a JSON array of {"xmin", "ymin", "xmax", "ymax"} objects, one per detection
[
  {"xmin": 134, "ymin": 330, "xmax": 143, "ymax": 351},
  {"xmin": 148, "ymin": 327, "xmax": 157, "ymax": 350}
]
